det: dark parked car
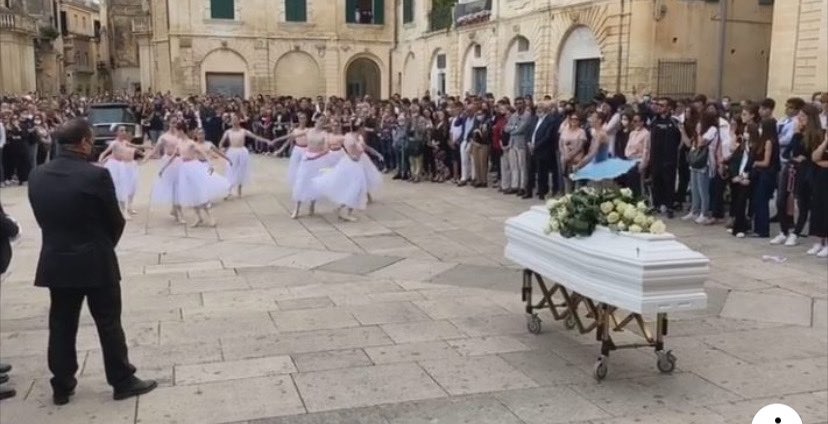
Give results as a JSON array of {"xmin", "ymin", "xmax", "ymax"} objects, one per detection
[{"xmin": 87, "ymin": 103, "xmax": 144, "ymax": 158}]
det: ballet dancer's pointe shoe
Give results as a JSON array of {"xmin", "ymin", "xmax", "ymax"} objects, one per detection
[
  {"xmin": 290, "ymin": 210, "xmax": 299, "ymax": 219},
  {"xmin": 338, "ymin": 213, "xmax": 357, "ymax": 222}
]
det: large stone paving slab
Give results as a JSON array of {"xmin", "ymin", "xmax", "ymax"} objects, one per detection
[
  {"xmin": 292, "ymin": 363, "xmax": 447, "ymax": 412},
  {"xmin": 137, "ymin": 376, "xmax": 305, "ymax": 423},
  {"xmin": 3, "ymin": 155, "xmax": 827, "ymax": 424}
]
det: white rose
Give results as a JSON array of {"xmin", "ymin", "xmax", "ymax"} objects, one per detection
[
  {"xmin": 629, "ymin": 224, "xmax": 643, "ymax": 233},
  {"xmin": 551, "ymin": 220, "xmax": 561, "ymax": 232},
  {"xmin": 636, "ymin": 201, "xmax": 648, "ymax": 212},
  {"xmin": 600, "ymin": 201, "xmax": 615, "ymax": 214},
  {"xmin": 617, "ymin": 221, "xmax": 627, "ymax": 231},
  {"xmin": 623, "ymin": 207, "xmax": 638, "ymax": 221},
  {"xmin": 546, "ymin": 198, "xmax": 559, "ymax": 209},
  {"xmin": 620, "ymin": 188, "xmax": 633, "ymax": 198},
  {"xmin": 558, "ymin": 208, "xmax": 569, "ymax": 219},
  {"xmin": 646, "ymin": 216, "xmax": 656, "ymax": 226},
  {"xmin": 633, "ymin": 213, "xmax": 646, "ymax": 225},
  {"xmin": 650, "ymin": 220, "xmax": 667, "ymax": 234},
  {"xmin": 606, "ymin": 212, "xmax": 620, "ymax": 224}
]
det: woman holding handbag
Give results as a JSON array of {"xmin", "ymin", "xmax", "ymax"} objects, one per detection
[{"xmin": 683, "ymin": 110, "xmax": 718, "ymax": 224}]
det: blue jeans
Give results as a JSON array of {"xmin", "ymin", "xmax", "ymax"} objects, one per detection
[
  {"xmin": 381, "ymin": 137, "xmax": 395, "ymax": 171},
  {"xmin": 690, "ymin": 168, "xmax": 710, "ymax": 216},
  {"xmin": 751, "ymin": 169, "xmax": 775, "ymax": 237},
  {"xmin": 396, "ymin": 146, "xmax": 409, "ymax": 178}
]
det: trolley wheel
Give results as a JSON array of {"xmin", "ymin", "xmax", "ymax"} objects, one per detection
[
  {"xmin": 527, "ymin": 314, "xmax": 542, "ymax": 334},
  {"xmin": 593, "ymin": 357, "xmax": 608, "ymax": 381},
  {"xmin": 564, "ymin": 314, "xmax": 576, "ymax": 330},
  {"xmin": 656, "ymin": 350, "xmax": 676, "ymax": 373}
]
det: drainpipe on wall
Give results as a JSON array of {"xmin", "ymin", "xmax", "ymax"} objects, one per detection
[
  {"xmin": 616, "ymin": 0, "xmax": 624, "ymax": 93},
  {"xmin": 716, "ymin": 0, "xmax": 727, "ymax": 99},
  {"xmin": 390, "ymin": 0, "xmax": 399, "ymax": 97}
]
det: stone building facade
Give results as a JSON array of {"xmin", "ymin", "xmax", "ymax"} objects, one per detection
[
  {"xmin": 141, "ymin": 0, "xmax": 397, "ymax": 98},
  {"xmin": 766, "ymin": 0, "xmax": 827, "ymax": 104},
  {"xmin": 394, "ymin": 0, "xmax": 775, "ymax": 102},
  {"xmin": 136, "ymin": 0, "xmax": 774, "ymax": 100},
  {"xmin": 0, "ymin": 3, "xmax": 38, "ymax": 94}
]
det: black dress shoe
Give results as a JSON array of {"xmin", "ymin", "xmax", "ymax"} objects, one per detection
[
  {"xmin": 0, "ymin": 374, "xmax": 7, "ymax": 384},
  {"xmin": 0, "ymin": 363, "xmax": 10, "ymax": 374},
  {"xmin": 0, "ymin": 386, "xmax": 15, "ymax": 401},
  {"xmin": 516, "ymin": 189, "xmax": 525, "ymax": 196},
  {"xmin": 392, "ymin": 174, "xmax": 402, "ymax": 180},
  {"xmin": 521, "ymin": 193, "xmax": 533, "ymax": 199},
  {"xmin": 113, "ymin": 377, "xmax": 157, "ymax": 401},
  {"xmin": 53, "ymin": 390, "xmax": 74, "ymax": 406}
]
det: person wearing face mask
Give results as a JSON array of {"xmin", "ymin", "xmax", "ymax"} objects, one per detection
[{"xmin": 4, "ymin": 116, "xmax": 30, "ymax": 186}]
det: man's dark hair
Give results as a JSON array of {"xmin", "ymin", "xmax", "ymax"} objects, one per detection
[
  {"xmin": 55, "ymin": 118, "xmax": 92, "ymax": 145},
  {"xmin": 786, "ymin": 97, "xmax": 806, "ymax": 110},
  {"xmin": 692, "ymin": 94, "xmax": 707, "ymax": 104},
  {"xmin": 760, "ymin": 98, "xmax": 776, "ymax": 110}
]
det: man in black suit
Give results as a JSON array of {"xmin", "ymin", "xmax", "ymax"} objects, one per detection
[
  {"xmin": 526, "ymin": 100, "xmax": 563, "ymax": 199},
  {"xmin": 0, "ymin": 203, "xmax": 20, "ymax": 400},
  {"xmin": 27, "ymin": 119, "xmax": 156, "ymax": 406}
]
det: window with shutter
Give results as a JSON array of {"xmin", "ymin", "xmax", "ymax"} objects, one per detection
[
  {"xmin": 373, "ymin": 0, "xmax": 384, "ymax": 24},
  {"xmin": 285, "ymin": 0, "xmax": 307, "ymax": 22},
  {"xmin": 403, "ymin": 0, "xmax": 414, "ymax": 23},
  {"xmin": 210, "ymin": 0, "xmax": 235, "ymax": 20}
]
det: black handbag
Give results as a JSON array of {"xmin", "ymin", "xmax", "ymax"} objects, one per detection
[{"xmin": 687, "ymin": 146, "xmax": 709, "ymax": 170}]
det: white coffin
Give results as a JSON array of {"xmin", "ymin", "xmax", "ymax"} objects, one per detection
[{"xmin": 504, "ymin": 206, "xmax": 709, "ymax": 315}]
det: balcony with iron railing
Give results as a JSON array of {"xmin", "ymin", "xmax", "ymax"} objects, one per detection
[
  {"xmin": 428, "ymin": 4, "xmax": 453, "ymax": 32},
  {"xmin": 0, "ymin": 11, "xmax": 38, "ymax": 35},
  {"xmin": 453, "ymin": 0, "xmax": 492, "ymax": 28}
]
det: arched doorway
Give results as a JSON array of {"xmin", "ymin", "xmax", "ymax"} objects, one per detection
[
  {"xmin": 401, "ymin": 53, "xmax": 417, "ymax": 98},
  {"xmin": 462, "ymin": 43, "xmax": 487, "ymax": 95},
  {"xmin": 429, "ymin": 49, "xmax": 448, "ymax": 96},
  {"xmin": 502, "ymin": 36, "xmax": 535, "ymax": 98},
  {"xmin": 200, "ymin": 48, "xmax": 249, "ymax": 98},
  {"xmin": 273, "ymin": 51, "xmax": 323, "ymax": 97},
  {"xmin": 557, "ymin": 26, "xmax": 602, "ymax": 103},
  {"xmin": 345, "ymin": 57, "xmax": 381, "ymax": 100}
]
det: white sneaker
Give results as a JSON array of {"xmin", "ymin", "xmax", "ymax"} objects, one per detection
[
  {"xmin": 694, "ymin": 216, "xmax": 708, "ymax": 225},
  {"xmin": 769, "ymin": 233, "xmax": 787, "ymax": 245},
  {"xmin": 726, "ymin": 228, "xmax": 733, "ymax": 234},
  {"xmin": 784, "ymin": 233, "xmax": 799, "ymax": 246},
  {"xmin": 817, "ymin": 246, "xmax": 828, "ymax": 258},
  {"xmin": 681, "ymin": 212, "xmax": 697, "ymax": 221},
  {"xmin": 807, "ymin": 243, "xmax": 823, "ymax": 255},
  {"xmin": 736, "ymin": 232, "xmax": 746, "ymax": 238}
]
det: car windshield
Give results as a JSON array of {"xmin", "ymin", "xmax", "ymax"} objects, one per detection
[{"xmin": 88, "ymin": 107, "xmax": 135, "ymax": 125}]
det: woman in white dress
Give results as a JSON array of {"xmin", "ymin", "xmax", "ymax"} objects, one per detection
[
  {"xmin": 290, "ymin": 118, "xmax": 336, "ymax": 219},
  {"xmin": 161, "ymin": 134, "xmax": 229, "ymax": 227},
  {"xmin": 148, "ymin": 118, "xmax": 185, "ymax": 223},
  {"xmin": 98, "ymin": 126, "xmax": 145, "ymax": 220},
  {"xmin": 219, "ymin": 114, "xmax": 274, "ymax": 198},
  {"xmin": 314, "ymin": 123, "xmax": 372, "ymax": 222},
  {"xmin": 326, "ymin": 119, "xmax": 346, "ymax": 163},
  {"xmin": 275, "ymin": 112, "xmax": 311, "ymax": 187}
]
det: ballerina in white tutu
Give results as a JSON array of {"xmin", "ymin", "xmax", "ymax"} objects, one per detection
[
  {"xmin": 289, "ymin": 118, "xmax": 337, "ymax": 219},
  {"xmin": 98, "ymin": 126, "xmax": 146, "ymax": 220},
  {"xmin": 352, "ymin": 120, "xmax": 385, "ymax": 203},
  {"xmin": 313, "ymin": 121, "xmax": 373, "ymax": 222},
  {"xmin": 275, "ymin": 112, "xmax": 311, "ymax": 187},
  {"xmin": 219, "ymin": 114, "xmax": 275, "ymax": 199},
  {"xmin": 160, "ymin": 133, "xmax": 230, "ymax": 227},
  {"xmin": 147, "ymin": 118, "xmax": 185, "ymax": 223},
  {"xmin": 326, "ymin": 119, "xmax": 346, "ymax": 163}
]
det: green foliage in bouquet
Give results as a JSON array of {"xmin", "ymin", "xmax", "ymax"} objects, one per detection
[{"xmin": 545, "ymin": 187, "xmax": 667, "ymax": 238}]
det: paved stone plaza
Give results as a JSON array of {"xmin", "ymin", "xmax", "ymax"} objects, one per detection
[{"xmin": 0, "ymin": 157, "xmax": 826, "ymax": 424}]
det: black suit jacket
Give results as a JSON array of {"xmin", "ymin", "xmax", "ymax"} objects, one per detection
[
  {"xmin": 532, "ymin": 113, "xmax": 563, "ymax": 155},
  {"xmin": 0, "ymin": 205, "xmax": 20, "ymax": 275},
  {"xmin": 28, "ymin": 150, "xmax": 125, "ymax": 288}
]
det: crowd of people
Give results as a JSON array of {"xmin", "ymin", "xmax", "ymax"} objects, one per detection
[{"xmin": 1, "ymin": 89, "xmax": 827, "ymax": 251}]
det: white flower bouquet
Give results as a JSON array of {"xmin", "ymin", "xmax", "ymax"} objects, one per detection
[{"xmin": 545, "ymin": 187, "xmax": 667, "ymax": 238}]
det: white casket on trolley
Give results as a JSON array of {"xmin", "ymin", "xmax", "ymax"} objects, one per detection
[{"xmin": 504, "ymin": 205, "xmax": 709, "ymax": 380}]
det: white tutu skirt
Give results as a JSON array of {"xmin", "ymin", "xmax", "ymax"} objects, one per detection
[
  {"xmin": 359, "ymin": 154, "xmax": 383, "ymax": 194},
  {"xmin": 226, "ymin": 147, "xmax": 251, "ymax": 187},
  {"xmin": 313, "ymin": 156, "xmax": 369, "ymax": 210},
  {"xmin": 329, "ymin": 149, "xmax": 345, "ymax": 163},
  {"xmin": 176, "ymin": 160, "xmax": 231, "ymax": 207},
  {"xmin": 287, "ymin": 145, "xmax": 306, "ymax": 186},
  {"xmin": 152, "ymin": 155, "xmax": 181, "ymax": 205},
  {"xmin": 292, "ymin": 153, "xmax": 337, "ymax": 203},
  {"xmin": 104, "ymin": 159, "xmax": 138, "ymax": 203}
]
